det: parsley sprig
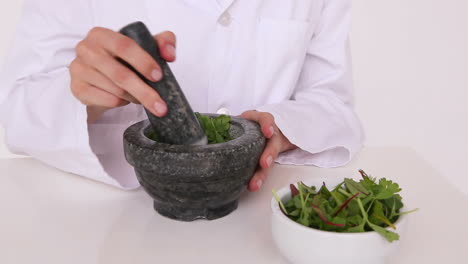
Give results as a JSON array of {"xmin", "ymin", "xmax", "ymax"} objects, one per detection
[
  {"xmin": 273, "ymin": 170, "xmax": 418, "ymax": 242},
  {"xmin": 195, "ymin": 113, "xmax": 233, "ymax": 144}
]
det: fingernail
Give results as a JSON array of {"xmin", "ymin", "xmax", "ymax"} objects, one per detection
[
  {"xmin": 166, "ymin": 45, "xmax": 176, "ymax": 58},
  {"xmin": 256, "ymin": 179, "xmax": 263, "ymax": 189},
  {"xmin": 269, "ymin": 126, "xmax": 275, "ymax": 137},
  {"xmin": 151, "ymin": 69, "xmax": 162, "ymax": 81},
  {"xmin": 266, "ymin": 156, "xmax": 273, "ymax": 167},
  {"xmin": 153, "ymin": 101, "xmax": 167, "ymax": 116}
]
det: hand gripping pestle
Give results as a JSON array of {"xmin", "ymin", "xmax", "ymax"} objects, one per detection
[{"xmin": 119, "ymin": 22, "xmax": 208, "ymax": 145}]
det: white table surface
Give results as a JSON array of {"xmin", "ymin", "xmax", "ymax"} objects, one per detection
[{"xmin": 0, "ymin": 147, "xmax": 467, "ymax": 264}]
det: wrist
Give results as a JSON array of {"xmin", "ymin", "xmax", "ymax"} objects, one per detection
[
  {"xmin": 278, "ymin": 129, "xmax": 297, "ymax": 152},
  {"xmin": 86, "ymin": 105, "xmax": 110, "ymax": 123},
  {"xmin": 283, "ymin": 140, "xmax": 298, "ymax": 152}
]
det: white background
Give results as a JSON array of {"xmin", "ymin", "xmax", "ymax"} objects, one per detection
[{"xmin": 1, "ymin": 0, "xmax": 467, "ymax": 194}]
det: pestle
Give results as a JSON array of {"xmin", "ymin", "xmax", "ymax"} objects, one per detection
[{"xmin": 119, "ymin": 22, "xmax": 207, "ymax": 146}]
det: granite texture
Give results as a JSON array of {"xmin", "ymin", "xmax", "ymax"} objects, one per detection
[
  {"xmin": 124, "ymin": 115, "xmax": 266, "ymax": 221},
  {"xmin": 120, "ymin": 22, "xmax": 207, "ymax": 145}
]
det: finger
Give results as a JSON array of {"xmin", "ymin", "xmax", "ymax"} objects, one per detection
[
  {"xmin": 84, "ymin": 27, "xmax": 163, "ymax": 82},
  {"xmin": 78, "ymin": 48, "xmax": 167, "ymax": 117},
  {"xmin": 241, "ymin": 110, "xmax": 259, "ymax": 121},
  {"xmin": 70, "ymin": 59, "xmax": 139, "ymax": 104},
  {"xmin": 154, "ymin": 31, "xmax": 177, "ymax": 62},
  {"xmin": 259, "ymin": 135, "xmax": 282, "ymax": 169},
  {"xmin": 241, "ymin": 110, "xmax": 275, "ymax": 138},
  {"xmin": 71, "ymin": 80, "xmax": 129, "ymax": 108},
  {"xmin": 248, "ymin": 168, "xmax": 269, "ymax": 192}
]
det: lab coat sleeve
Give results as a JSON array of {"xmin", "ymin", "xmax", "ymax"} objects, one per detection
[
  {"xmin": 0, "ymin": 0, "xmax": 128, "ymax": 188},
  {"xmin": 256, "ymin": 0, "xmax": 364, "ymax": 168}
]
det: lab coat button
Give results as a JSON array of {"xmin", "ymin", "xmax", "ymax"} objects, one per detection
[
  {"xmin": 218, "ymin": 12, "xmax": 232, "ymax": 26},
  {"xmin": 216, "ymin": 107, "xmax": 231, "ymax": 115}
]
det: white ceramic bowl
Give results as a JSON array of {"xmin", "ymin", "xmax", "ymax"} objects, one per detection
[{"xmin": 271, "ymin": 179, "xmax": 408, "ymax": 264}]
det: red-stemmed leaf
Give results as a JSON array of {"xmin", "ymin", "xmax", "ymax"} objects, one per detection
[
  {"xmin": 333, "ymin": 192, "xmax": 361, "ymax": 217},
  {"xmin": 290, "ymin": 184, "xmax": 299, "ymax": 197},
  {"xmin": 359, "ymin": 169, "xmax": 367, "ymax": 179},
  {"xmin": 311, "ymin": 205, "xmax": 345, "ymax": 227}
]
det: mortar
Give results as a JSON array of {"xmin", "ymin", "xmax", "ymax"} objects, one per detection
[
  {"xmin": 119, "ymin": 22, "xmax": 266, "ymax": 221},
  {"xmin": 124, "ymin": 115, "xmax": 265, "ymax": 221}
]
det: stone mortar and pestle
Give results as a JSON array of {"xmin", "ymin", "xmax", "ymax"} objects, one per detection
[{"xmin": 121, "ymin": 22, "xmax": 266, "ymax": 221}]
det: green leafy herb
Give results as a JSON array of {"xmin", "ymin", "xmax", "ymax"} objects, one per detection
[
  {"xmin": 146, "ymin": 129, "xmax": 160, "ymax": 141},
  {"xmin": 272, "ymin": 170, "xmax": 419, "ymax": 242},
  {"xmin": 195, "ymin": 113, "xmax": 233, "ymax": 144}
]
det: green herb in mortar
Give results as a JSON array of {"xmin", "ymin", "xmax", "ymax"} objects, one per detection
[
  {"xmin": 272, "ymin": 170, "xmax": 418, "ymax": 242},
  {"xmin": 195, "ymin": 113, "xmax": 233, "ymax": 144},
  {"xmin": 146, "ymin": 129, "xmax": 160, "ymax": 142}
]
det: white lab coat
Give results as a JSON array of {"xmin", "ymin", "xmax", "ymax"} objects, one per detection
[{"xmin": 0, "ymin": 0, "xmax": 364, "ymax": 189}]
